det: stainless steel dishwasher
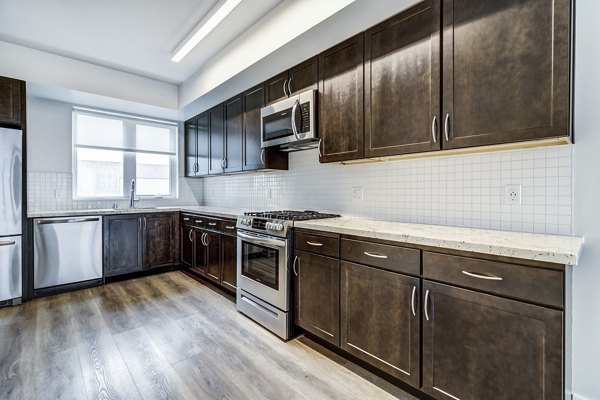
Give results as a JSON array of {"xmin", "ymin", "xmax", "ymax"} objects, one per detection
[{"xmin": 33, "ymin": 216, "xmax": 103, "ymax": 294}]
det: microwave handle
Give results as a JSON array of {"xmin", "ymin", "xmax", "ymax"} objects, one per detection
[{"xmin": 291, "ymin": 99, "xmax": 300, "ymax": 140}]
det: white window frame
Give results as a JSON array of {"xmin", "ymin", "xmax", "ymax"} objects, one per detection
[{"xmin": 72, "ymin": 107, "xmax": 179, "ymax": 200}]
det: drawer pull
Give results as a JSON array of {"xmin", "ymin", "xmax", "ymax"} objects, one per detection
[
  {"xmin": 364, "ymin": 251, "xmax": 387, "ymax": 259},
  {"xmin": 183, "ymin": 217, "xmax": 190, "ymax": 221},
  {"xmin": 461, "ymin": 271, "xmax": 503, "ymax": 281},
  {"xmin": 208, "ymin": 222, "xmax": 217, "ymax": 226},
  {"xmin": 225, "ymin": 225, "xmax": 235, "ymax": 230},
  {"xmin": 306, "ymin": 241, "xmax": 323, "ymax": 247},
  {"xmin": 195, "ymin": 220, "xmax": 203, "ymax": 224}
]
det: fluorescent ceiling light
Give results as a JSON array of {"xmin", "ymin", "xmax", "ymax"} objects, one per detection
[{"xmin": 171, "ymin": 0, "xmax": 243, "ymax": 62}]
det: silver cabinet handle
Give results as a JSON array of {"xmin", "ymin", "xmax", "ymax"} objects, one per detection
[
  {"xmin": 431, "ymin": 115, "xmax": 438, "ymax": 143},
  {"xmin": 189, "ymin": 229, "xmax": 193, "ymax": 243},
  {"xmin": 411, "ymin": 286, "xmax": 417, "ymax": 317},
  {"xmin": 195, "ymin": 220, "xmax": 203, "ymax": 224},
  {"xmin": 318, "ymin": 138, "xmax": 323, "ymax": 158},
  {"xmin": 138, "ymin": 218, "xmax": 141, "ymax": 230},
  {"xmin": 444, "ymin": 113, "xmax": 450, "ymax": 141},
  {"xmin": 225, "ymin": 225, "xmax": 235, "ymax": 230},
  {"xmin": 306, "ymin": 241, "xmax": 323, "ymax": 247},
  {"xmin": 201, "ymin": 232, "xmax": 207, "ymax": 246},
  {"xmin": 208, "ymin": 222, "xmax": 217, "ymax": 226},
  {"xmin": 37, "ymin": 217, "xmax": 100, "ymax": 224},
  {"xmin": 287, "ymin": 78, "xmax": 292, "ymax": 96},
  {"xmin": 204, "ymin": 233, "xmax": 209, "ymax": 246},
  {"xmin": 424, "ymin": 289, "xmax": 430, "ymax": 321},
  {"xmin": 143, "ymin": 217, "xmax": 147, "ymax": 230},
  {"xmin": 283, "ymin": 79, "xmax": 288, "ymax": 97},
  {"xmin": 0, "ymin": 240, "xmax": 16, "ymax": 247},
  {"xmin": 461, "ymin": 271, "xmax": 503, "ymax": 281},
  {"xmin": 260, "ymin": 148, "xmax": 266, "ymax": 166},
  {"xmin": 293, "ymin": 255, "xmax": 299, "ymax": 276},
  {"xmin": 290, "ymin": 99, "xmax": 300, "ymax": 140},
  {"xmin": 183, "ymin": 217, "xmax": 190, "ymax": 221},
  {"xmin": 364, "ymin": 251, "xmax": 387, "ymax": 259}
]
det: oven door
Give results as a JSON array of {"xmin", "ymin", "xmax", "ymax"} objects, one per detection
[{"xmin": 237, "ymin": 230, "xmax": 289, "ymax": 311}]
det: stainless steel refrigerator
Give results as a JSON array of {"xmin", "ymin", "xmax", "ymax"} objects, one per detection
[{"xmin": 0, "ymin": 127, "xmax": 22, "ymax": 305}]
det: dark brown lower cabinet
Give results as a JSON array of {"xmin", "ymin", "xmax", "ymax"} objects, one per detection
[
  {"xmin": 103, "ymin": 214, "xmax": 143, "ymax": 276},
  {"xmin": 192, "ymin": 228, "xmax": 208, "ymax": 275},
  {"xmin": 181, "ymin": 224, "xmax": 194, "ymax": 267},
  {"xmin": 205, "ymin": 231, "xmax": 221, "ymax": 284},
  {"xmin": 143, "ymin": 214, "xmax": 177, "ymax": 268},
  {"xmin": 340, "ymin": 261, "xmax": 420, "ymax": 387},
  {"xmin": 294, "ymin": 250, "xmax": 340, "ymax": 346},
  {"xmin": 422, "ymin": 280, "xmax": 563, "ymax": 400},
  {"xmin": 221, "ymin": 234, "xmax": 237, "ymax": 292},
  {"xmin": 104, "ymin": 213, "xmax": 178, "ymax": 277}
]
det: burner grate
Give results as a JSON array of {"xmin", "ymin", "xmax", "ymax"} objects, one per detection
[{"xmin": 244, "ymin": 210, "xmax": 340, "ymax": 221}]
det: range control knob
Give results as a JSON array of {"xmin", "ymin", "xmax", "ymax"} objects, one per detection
[
  {"xmin": 275, "ymin": 223, "xmax": 284, "ymax": 231},
  {"xmin": 241, "ymin": 218, "xmax": 251, "ymax": 226},
  {"xmin": 266, "ymin": 222, "xmax": 273, "ymax": 230}
]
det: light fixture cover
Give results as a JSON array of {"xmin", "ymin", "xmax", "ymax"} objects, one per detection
[{"xmin": 171, "ymin": 0, "xmax": 243, "ymax": 62}]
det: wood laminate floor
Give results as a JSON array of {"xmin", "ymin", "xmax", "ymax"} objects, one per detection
[{"xmin": 0, "ymin": 271, "xmax": 417, "ymax": 400}]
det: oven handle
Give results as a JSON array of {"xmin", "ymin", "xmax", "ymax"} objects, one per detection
[{"xmin": 237, "ymin": 231, "xmax": 287, "ymax": 248}]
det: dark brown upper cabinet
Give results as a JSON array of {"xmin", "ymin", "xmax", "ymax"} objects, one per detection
[
  {"xmin": 341, "ymin": 261, "xmax": 420, "ymax": 387},
  {"xmin": 197, "ymin": 113, "xmax": 210, "ymax": 176},
  {"xmin": 442, "ymin": 0, "xmax": 570, "ymax": 149},
  {"xmin": 223, "ymin": 95, "xmax": 243, "ymax": 173},
  {"xmin": 0, "ymin": 77, "xmax": 24, "ymax": 128},
  {"xmin": 208, "ymin": 103, "xmax": 225, "ymax": 175},
  {"xmin": 242, "ymin": 84, "xmax": 288, "ymax": 172},
  {"xmin": 422, "ymin": 280, "xmax": 563, "ymax": 400},
  {"xmin": 365, "ymin": 0, "xmax": 441, "ymax": 157},
  {"xmin": 184, "ymin": 118, "xmax": 197, "ymax": 177},
  {"xmin": 265, "ymin": 57, "xmax": 318, "ymax": 104},
  {"xmin": 318, "ymin": 34, "xmax": 365, "ymax": 163}
]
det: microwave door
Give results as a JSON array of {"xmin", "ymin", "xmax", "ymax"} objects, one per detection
[{"xmin": 262, "ymin": 109, "xmax": 294, "ymax": 145}]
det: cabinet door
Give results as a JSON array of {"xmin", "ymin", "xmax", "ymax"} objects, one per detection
[
  {"xmin": 319, "ymin": 34, "xmax": 364, "ymax": 163},
  {"xmin": 340, "ymin": 261, "xmax": 420, "ymax": 386},
  {"xmin": 265, "ymin": 71, "xmax": 289, "ymax": 104},
  {"xmin": 196, "ymin": 112, "xmax": 209, "ymax": 176},
  {"xmin": 365, "ymin": 1, "xmax": 441, "ymax": 157},
  {"xmin": 103, "ymin": 215, "xmax": 142, "ymax": 276},
  {"xmin": 184, "ymin": 118, "xmax": 197, "ymax": 177},
  {"xmin": 205, "ymin": 231, "xmax": 221, "ymax": 284},
  {"xmin": 208, "ymin": 104, "xmax": 225, "ymax": 175},
  {"xmin": 442, "ymin": 0, "xmax": 570, "ymax": 149},
  {"xmin": 288, "ymin": 57, "xmax": 318, "ymax": 95},
  {"xmin": 143, "ymin": 214, "xmax": 176, "ymax": 268},
  {"xmin": 224, "ymin": 95, "xmax": 243, "ymax": 173},
  {"xmin": 192, "ymin": 228, "xmax": 207, "ymax": 275},
  {"xmin": 294, "ymin": 250, "xmax": 340, "ymax": 346},
  {"xmin": 221, "ymin": 234, "xmax": 237, "ymax": 292},
  {"xmin": 0, "ymin": 77, "xmax": 23, "ymax": 127},
  {"xmin": 181, "ymin": 224, "xmax": 194, "ymax": 267},
  {"xmin": 242, "ymin": 84, "xmax": 288, "ymax": 172},
  {"xmin": 422, "ymin": 281, "xmax": 563, "ymax": 400}
]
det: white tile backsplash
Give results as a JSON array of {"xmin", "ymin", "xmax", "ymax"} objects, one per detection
[
  {"xmin": 202, "ymin": 146, "xmax": 573, "ymax": 235},
  {"xmin": 27, "ymin": 173, "xmax": 202, "ymax": 212}
]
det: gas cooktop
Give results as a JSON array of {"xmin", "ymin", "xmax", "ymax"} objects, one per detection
[{"xmin": 244, "ymin": 210, "xmax": 341, "ymax": 221}]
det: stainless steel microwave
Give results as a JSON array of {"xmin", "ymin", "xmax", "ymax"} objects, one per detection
[{"xmin": 260, "ymin": 89, "xmax": 317, "ymax": 150}]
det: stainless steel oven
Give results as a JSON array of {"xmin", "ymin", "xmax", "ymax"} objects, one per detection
[{"xmin": 236, "ymin": 229, "xmax": 291, "ymax": 339}]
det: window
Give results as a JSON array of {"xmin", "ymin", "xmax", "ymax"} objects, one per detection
[{"xmin": 73, "ymin": 108, "xmax": 178, "ymax": 199}]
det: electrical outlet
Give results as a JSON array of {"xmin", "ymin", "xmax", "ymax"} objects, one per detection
[
  {"xmin": 352, "ymin": 186, "xmax": 363, "ymax": 200},
  {"xmin": 505, "ymin": 184, "xmax": 522, "ymax": 205}
]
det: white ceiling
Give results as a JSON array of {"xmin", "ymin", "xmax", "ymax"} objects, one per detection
[{"xmin": 0, "ymin": 0, "xmax": 282, "ymax": 84}]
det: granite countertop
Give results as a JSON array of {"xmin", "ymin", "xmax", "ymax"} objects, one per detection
[
  {"xmin": 27, "ymin": 206, "xmax": 245, "ymax": 220},
  {"xmin": 295, "ymin": 217, "xmax": 584, "ymax": 266}
]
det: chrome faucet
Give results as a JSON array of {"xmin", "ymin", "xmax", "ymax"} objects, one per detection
[{"xmin": 129, "ymin": 179, "xmax": 137, "ymax": 208}]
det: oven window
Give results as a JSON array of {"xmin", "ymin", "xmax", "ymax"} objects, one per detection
[{"xmin": 241, "ymin": 241, "xmax": 279, "ymax": 290}]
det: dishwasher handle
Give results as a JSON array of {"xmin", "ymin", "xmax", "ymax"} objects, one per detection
[{"xmin": 37, "ymin": 217, "xmax": 100, "ymax": 225}]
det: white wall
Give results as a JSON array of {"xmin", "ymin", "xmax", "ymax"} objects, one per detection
[{"xmin": 571, "ymin": 0, "xmax": 600, "ymax": 399}]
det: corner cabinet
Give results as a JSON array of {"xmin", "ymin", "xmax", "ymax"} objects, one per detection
[
  {"xmin": 103, "ymin": 212, "xmax": 178, "ymax": 277},
  {"xmin": 318, "ymin": 34, "xmax": 365, "ymax": 163},
  {"xmin": 442, "ymin": 0, "xmax": 571, "ymax": 149}
]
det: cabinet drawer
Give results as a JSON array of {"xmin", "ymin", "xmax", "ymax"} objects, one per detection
[
  {"xmin": 181, "ymin": 213, "xmax": 206, "ymax": 228},
  {"xmin": 220, "ymin": 219, "xmax": 237, "ymax": 235},
  {"xmin": 422, "ymin": 252, "xmax": 563, "ymax": 308},
  {"xmin": 295, "ymin": 231, "xmax": 339, "ymax": 258},
  {"xmin": 204, "ymin": 217, "xmax": 221, "ymax": 230},
  {"xmin": 341, "ymin": 239, "xmax": 420, "ymax": 276}
]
